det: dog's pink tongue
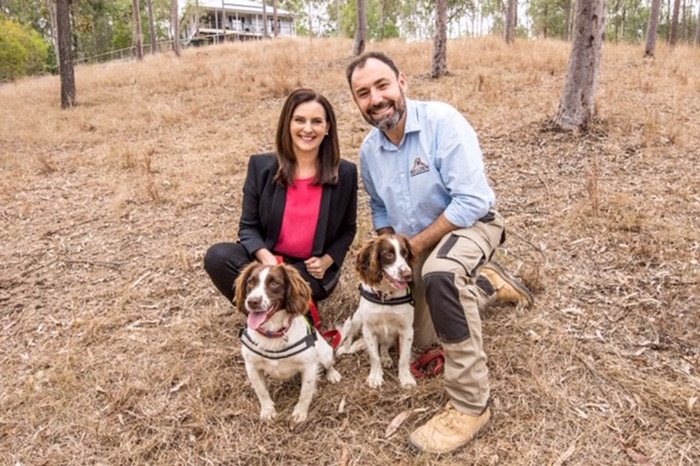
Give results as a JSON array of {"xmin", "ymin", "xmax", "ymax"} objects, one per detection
[{"xmin": 247, "ymin": 311, "xmax": 268, "ymax": 330}]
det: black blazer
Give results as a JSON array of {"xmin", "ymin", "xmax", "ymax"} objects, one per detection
[{"xmin": 238, "ymin": 153, "xmax": 358, "ymax": 291}]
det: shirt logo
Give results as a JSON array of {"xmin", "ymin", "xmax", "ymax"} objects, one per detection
[{"xmin": 410, "ymin": 156, "xmax": 430, "ymax": 177}]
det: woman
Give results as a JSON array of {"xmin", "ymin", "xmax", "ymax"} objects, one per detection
[{"xmin": 204, "ymin": 88, "xmax": 358, "ymax": 304}]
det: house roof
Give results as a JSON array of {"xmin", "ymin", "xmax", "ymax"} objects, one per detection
[{"xmin": 184, "ymin": 0, "xmax": 294, "ymax": 17}]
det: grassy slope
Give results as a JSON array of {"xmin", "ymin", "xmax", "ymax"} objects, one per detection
[{"xmin": 0, "ymin": 37, "xmax": 698, "ymax": 465}]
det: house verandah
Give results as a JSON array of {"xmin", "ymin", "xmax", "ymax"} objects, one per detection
[{"xmin": 181, "ymin": 0, "xmax": 296, "ymax": 45}]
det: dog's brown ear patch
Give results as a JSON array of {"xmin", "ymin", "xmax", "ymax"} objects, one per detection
[
  {"xmin": 281, "ymin": 264, "xmax": 312, "ymax": 316},
  {"xmin": 356, "ymin": 237, "xmax": 383, "ymax": 286},
  {"xmin": 234, "ymin": 262, "xmax": 259, "ymax": 313}
]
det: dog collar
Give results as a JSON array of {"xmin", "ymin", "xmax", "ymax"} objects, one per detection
[
  {"xmin": 239, "ymin": 319, "xmax": 317, "ymax": 360},
  {"xmin": 359, "ymin": 285, "xmax": 414, "ymax": 306}
]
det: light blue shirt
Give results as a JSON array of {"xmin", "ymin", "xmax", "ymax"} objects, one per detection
[{"xmin": 360, "ymin": 99, "xmax": 495, "ymax": 237}]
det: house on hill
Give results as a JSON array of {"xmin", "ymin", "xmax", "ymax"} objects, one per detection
[{"xmin": 181, "ymin": 0, "xmax": 296, "ymax": 44}]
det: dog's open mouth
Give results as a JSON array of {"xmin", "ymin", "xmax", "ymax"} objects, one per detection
[
  {"xmin": 384, "ymin": 273, "xmax": 409, "ymax": 290},
  {"xmin": 246, "ymin": 303, "xmax": 279, "ymax": 330}
]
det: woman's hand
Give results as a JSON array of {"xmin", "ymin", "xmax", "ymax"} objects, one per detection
[
  {"xmin": 255, "ymin": 248, "xmax": 279, "ymax": 266},
  {"xmin": 304, "ymin": 254, "xmax": 333, "ymax": 280}
]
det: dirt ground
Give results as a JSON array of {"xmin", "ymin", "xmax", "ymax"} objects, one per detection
[{"xmin": 0, "ymin": 37, "xmax": 698, "ymax": 465}]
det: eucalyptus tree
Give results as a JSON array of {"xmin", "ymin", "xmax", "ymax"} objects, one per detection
[
  {"xmin": 505, "ymin": 0, "xmax": 516, "ymax": 42},
  {"xmin": 132, "ymin": 0, "xmax": 143, "ymax": 59},
  {"xmin": 555, "ymin": 0, "xmax": 605, "ymax": 131},
  {"xmin": 171, "ymin": 0, "xmax": 180, "ymax": 55},
  {"xmin": 696, "ymin": 3, "xmax": 700, "ymax": 45},
  {"xmin": 146, "ymin": 0, "xmax": 156, "ymax": 52},
  {"xmin": 644, "ymin": 0, "xmax": 661, "ymax": 55},
  {"xmin": 340, "ymin": 0, "xmax": 400, "ymax": 39},
  {"xmin": 431, "ymin": 0, "xmax": 447, "ymax": 77},
  {"xmin": 669, "ymin": 0, "xmax": 680, "ymax": 44},
  {"xmin": 56, "ymin": 0, "xmax": 75, "ymax": 107},
  {"xmin": 352, "ymin": 0, "xmax": 367, "ymax": 55},
  {"xmin": 527, "ymin": 0, "xmax": 571, "ymax": 38}
]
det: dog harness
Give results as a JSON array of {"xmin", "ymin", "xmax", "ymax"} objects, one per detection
[
  {"xmin": 239, "ymin": 319, "xmax": 318, "ymax": 360},
  {"xmin": 359, "ymin": 284, "xmax": 415, "ymax": 306}
]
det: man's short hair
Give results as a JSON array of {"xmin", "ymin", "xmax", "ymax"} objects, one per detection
[{"xmin": 345, "ymin": 51, "xmax": 400, "ymax": 89}]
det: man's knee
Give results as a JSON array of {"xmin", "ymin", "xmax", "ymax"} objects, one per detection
[{"xmin": 423, "ymin": 271, "xmax": 471, "ymax": 343}]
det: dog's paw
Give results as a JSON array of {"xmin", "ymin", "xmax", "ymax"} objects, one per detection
[
  {"xmin": 381, "ymin": 354, "xmax": 393, "ymax": 369},
  {"xmin": 367, "ymin": 369, "xmax": 384, "ymax": 388},
  {"xmin": 290, "ymin": 407, "xmax": 309, "ymax": 424},
  {"xmin": 260, "ymin": 405, "xmax": 277, "ymax": 421},
  {"xmin": 326, "ymin": 367, "xmax": 342, "ymax": 384},
  {"xmin": 335, "ymin": 342, "xmax": 350, "ymax": 356},
  {"xmin": 399, "ymin": 371, "xmax": 417, "ymax": 388}
]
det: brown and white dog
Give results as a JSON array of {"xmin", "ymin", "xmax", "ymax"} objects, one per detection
[
  {"xmin": 336, "ymin": 233, "xmax": 417, "ymax": 389},
  {"xmin": 235, "ymin": 262, "xmax": 341, "ymax": 424}
]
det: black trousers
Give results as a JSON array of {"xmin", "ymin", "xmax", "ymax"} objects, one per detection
[{"xmin": 203, "ymin": 242, "xmax": 330, "ymax": 304}]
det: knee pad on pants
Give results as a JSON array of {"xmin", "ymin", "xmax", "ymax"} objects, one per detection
[{"xmin": 424, "ymin": 271, "xmax": 471, "ymax": 343}]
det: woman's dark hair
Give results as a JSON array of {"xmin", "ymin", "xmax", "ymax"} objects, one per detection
[{"xmin": 274, "ymin": 88, "xmax": 340, "ymax": 187}]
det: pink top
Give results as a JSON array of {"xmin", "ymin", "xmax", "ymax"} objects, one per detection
[{"xmin": 275, "ymin": 177, "xmax": 322, "ymax": 259}]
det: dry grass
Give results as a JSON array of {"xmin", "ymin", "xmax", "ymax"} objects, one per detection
[{"xmin": 1, "ymin": 36, "xmax": 699, "ymax": 465}]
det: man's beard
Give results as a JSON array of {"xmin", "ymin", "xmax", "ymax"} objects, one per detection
[{"xmin": 364, "ymin": 91, "xmax": 406, "ymax": 132}]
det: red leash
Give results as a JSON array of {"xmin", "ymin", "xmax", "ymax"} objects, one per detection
[
  {"xmin": 410, "ymin": 346, "xmax": 445, "ymax": 379},
  {"xmin": 275, "ymin": 256, "xmax": 342, "ymax": 349}
]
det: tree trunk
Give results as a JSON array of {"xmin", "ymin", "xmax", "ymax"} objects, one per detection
[
  {"xmin": 171, "ymin": 0, "xmax": 180, "ymax": 56},
  {"xmin": 564, "ymin": 0, "xmax": 572, "ymax": 40},
  {"xmin": 262, "ymin": 0, "xmax": 268, "ymax": 39},
  {"xmin": 430, "ymin": 0, "xmax": 447, "ymax": 77},
  {"xmin": 351, "ymin": 0, "xmax": 367, "ymax": 56},
  {"xmin": 44, "ymin": 0, "xmax": 60, "ymax": 67},
  {"xmin": 132, "ymin": 0, "xmax": 144, "ymax": 60},
  {"xmin": 696, "ymin": 2, "xmax": 700, "ymax": 45},
  {"xmin": 56, "ymin": 0, "xmax": 75, "ymax": 108},
  {"xmin": 644, "ymin": 0, "xmax": 661, "ymax": 56},
  {"xmin": 146, "ymin": 0, "xmax": 157, "ymax": 53},
  {"xmin": 273, "ymin": 0, "xmax": 279, "ymax": 37},
  {"xmin": 554, "ymin": 0, "xmax": 605, "ymax": 131},
  {"xmin": 669, "ymin": 0, "xmax": 680, "ymax": 45},
  {"xmin": 505, "ymin": 0, "xmax": 517, "ymax": 43}
]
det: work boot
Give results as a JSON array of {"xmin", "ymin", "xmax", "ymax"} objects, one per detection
[
  {"xmin": 479, "ymin": 261, "xmax": 534, "ymax": 307},
  {"xmin": 409, "ymin": 402, "xmax": 491, "ymax": 454}
]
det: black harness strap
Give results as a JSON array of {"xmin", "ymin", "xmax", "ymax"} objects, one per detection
[
  {"xmin": 359, "ymin": 285, "xmax": 415, "ymax": 306},
  {"xmin": 239, "ymin": 324, "xmax": 317, "ymax": 360}
]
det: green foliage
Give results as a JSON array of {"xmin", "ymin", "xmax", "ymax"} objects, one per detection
[
  {"xmin": 0, "ymin": 17, "xmax": 49, "ymax": 81},
  {"xmin": 340, "ymin": 0, "xmax": 400, "ymax": 39},
  {"xmin": 527, "ymin": 0, "xmax": 569, "ymax": 39},
  {"xmin": 606, "ymin": 0, "xmax": 650, "ymax": 43}
]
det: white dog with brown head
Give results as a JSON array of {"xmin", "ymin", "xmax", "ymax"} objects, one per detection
[
  {"xmin": 336, "ymin": 233, "xmax": 416, "ymax": 389},
  {"xmin": 235, "ymin": 262, "xmax": 341, "ymax": 424}
]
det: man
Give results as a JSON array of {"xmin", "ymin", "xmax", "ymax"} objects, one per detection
[{"xmin": 345, "ymin": 51, "xmax": 534, "ymax": 454}]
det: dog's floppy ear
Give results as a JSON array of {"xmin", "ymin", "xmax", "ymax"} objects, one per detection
[
  {"xmin": 234, "ymin": 262, "xmax": 258, "ymax": 313},
  {"xmin": 397, "ymin": 234, "xmax": 414, "ymax": 265},
  {"xmin": 355, "ymin": 237, "xmax": 383, "ymax": 286},
  {"xmin": 281, "ymin": 264, "xmax": 312, "ymax": 316}
]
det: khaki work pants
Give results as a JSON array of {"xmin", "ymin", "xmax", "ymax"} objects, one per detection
[{"xmin": 412, "ymin": 211, "xmax": 505, "ymax": 415}]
